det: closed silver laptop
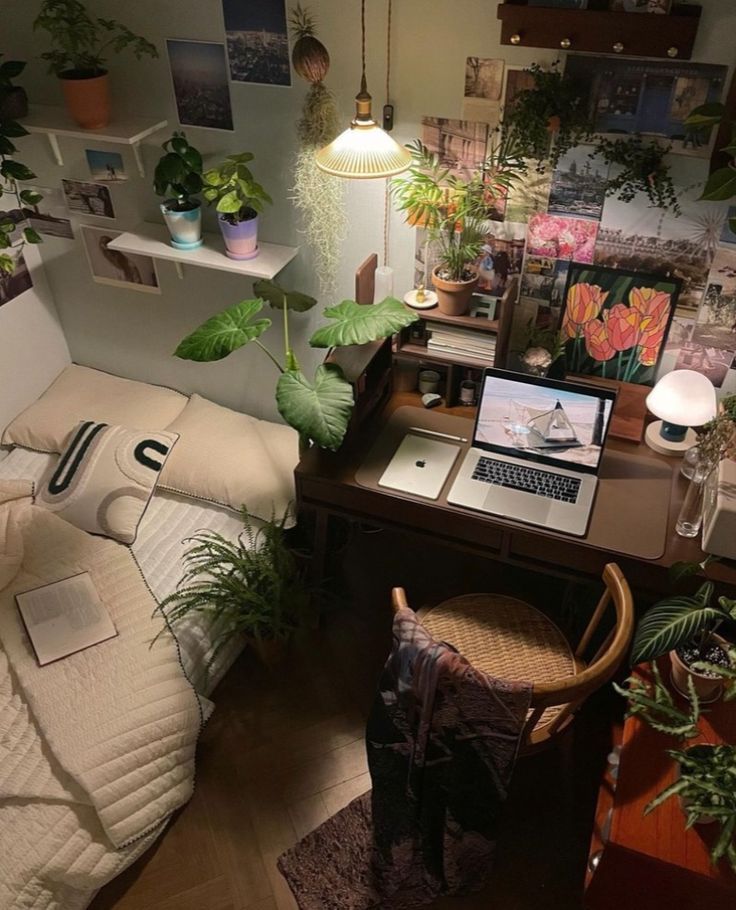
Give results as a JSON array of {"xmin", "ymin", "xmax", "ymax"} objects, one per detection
[{"xmin": 448, "ymin": 369, "xmax": 616, "ymax": 537}]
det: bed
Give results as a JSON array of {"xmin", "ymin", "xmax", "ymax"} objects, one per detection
[{"xmin": 0, "ymin": 365, "xmax": 299, "ymax": 910}]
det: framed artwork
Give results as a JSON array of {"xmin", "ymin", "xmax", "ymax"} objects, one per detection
[
  {"xmin": 560, "ymin": 263, "xmax": 681, "ymax": 386},
  {"xmin": 81, "ymin": 226, "xmax": 160, "ymax": 294},
  {"xmin": 166, "ymin": 39, "xmax": 234, "ymax": 131},
  {"xmin": 222, "ymin": 0, "xmax": 291, "ymax": 87}
]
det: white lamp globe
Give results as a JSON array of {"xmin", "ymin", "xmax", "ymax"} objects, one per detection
[{"xmin": 645, "ymin": 370, "xmax": 717, "ymax": 456}]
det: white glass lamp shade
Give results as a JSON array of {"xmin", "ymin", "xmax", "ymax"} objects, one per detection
[
  {"xmin": 315, "ymin": 120, "xmax": 412, "ymax": 179},
  {"xmin": 646, "ymin": 370, "xmax": 717, "ymax": 427}
]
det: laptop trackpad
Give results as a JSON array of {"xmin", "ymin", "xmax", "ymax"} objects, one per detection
[{"xmin": 483, "ymin": 484, "xmax": 553, "ymax": 522}]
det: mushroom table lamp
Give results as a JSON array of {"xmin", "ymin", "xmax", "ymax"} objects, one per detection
[{"xmin": 645, "ymin": 369, "xmax": 717, "ymax": 456}]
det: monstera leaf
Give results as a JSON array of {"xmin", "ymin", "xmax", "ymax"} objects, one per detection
[
  {"xmin": 276, "ymin": 364, "xmax": 354, "ymax": 451},
  {"xmin": 309, "ymin": 297, "xmax": 419, "ymax": 349},
  {"xmin": 254, "ymin": 279, "xmax": 317, "ymax": 313},
  {"xmin": 631, "ymin": 595, "xmax": 723, "ymax": 666},
  {"xmin": 175, "ymin": 299, "xmax": 271, "ymax": 362}
]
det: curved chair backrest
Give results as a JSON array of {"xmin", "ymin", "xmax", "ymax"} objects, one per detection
[{"xmin": 391, "ymin": 562, "xmax": 635, "ymax": 718}]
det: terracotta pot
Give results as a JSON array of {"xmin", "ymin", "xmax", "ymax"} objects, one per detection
[
  {"xmin": 59, "ymin": 70, "xmax": 110, "ymax": 129},
  {"xmin": 432, "ymin": 267, "xmax": 478, "ymax": 316},
  {"xmin": 669, "ymin": 636, "xmax": 729, "ymax": 703}
]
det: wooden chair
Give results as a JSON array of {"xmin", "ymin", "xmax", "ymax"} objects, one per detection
[{"xmin": 391, "ymin": 563, "xmax": 634, "ymax": 753}]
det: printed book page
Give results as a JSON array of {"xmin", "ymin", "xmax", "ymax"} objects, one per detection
[{"xmin": 16, "ymin": 572, "xmax": 117, "ymax": 666}]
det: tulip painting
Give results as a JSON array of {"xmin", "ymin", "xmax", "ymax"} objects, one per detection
[{"xmin": 560, "ymin": 264, "xmax": 681, "ymax": 385}]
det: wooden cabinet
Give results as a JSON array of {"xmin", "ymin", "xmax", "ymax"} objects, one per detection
[{"xmin": 497, "ymin": 1, "xmax": 702, "ymax": 60}]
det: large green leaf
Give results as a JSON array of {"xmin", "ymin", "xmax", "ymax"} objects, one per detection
[
  {"xmin": 276, "ymin": 364, "xmax": 354, "ymax": 451},
  {"xmin": 310, "ymin": 297, "xmax": 419, "ymax": 349},
  {"xmin": 174, "ymin": 299, "xmax": 271, "ymax": 362},
  {"xmin": 254, "ymin": 279, "xmax": 317, "ymax": 312},
  {"xmin": 701, "ymin": 167, "xmax": 736, "ymax": 202},
  {"xmin": 631, "ymin": 598, "xmax": 723, "ymax": 665},
  {"xmin": 684, "ymin": 102, "xmax": 725, "ymax": 130}
]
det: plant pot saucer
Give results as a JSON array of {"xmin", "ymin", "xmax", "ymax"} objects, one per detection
[
  {"xmin": 225, "ymin": 246, "xmax": 259, "ymax": 261},
  {"xmin": 404, "ymin": 289, "xmax": 438, "ymax": 310},
  {"xmin": 170, "ymin": 237, "xmax": 203, "ymax": 251}
]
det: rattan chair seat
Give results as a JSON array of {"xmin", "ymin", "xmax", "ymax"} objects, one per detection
[{"xmin": 421, "ymin": 594, "xmax": 578, "ymax": 729}]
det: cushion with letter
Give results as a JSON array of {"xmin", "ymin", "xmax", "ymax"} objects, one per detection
[
  {"xmin": 37, "ymin": 421, "xmax": 178, "ymax": 544},
  {"xmin": 159, "ymin": 394, "xmax": 298, "ymax": 523},
  {"xmin": 2, "ymin": 364, "xmax": 188, "ymax": 454}
]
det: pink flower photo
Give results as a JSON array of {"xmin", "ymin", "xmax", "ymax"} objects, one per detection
[{"xmin": 526, "ymin": 213, "xmax": 599, "ymax": 264}]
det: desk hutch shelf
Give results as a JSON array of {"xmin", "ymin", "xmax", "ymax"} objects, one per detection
[{"xmin": 497, "ymin": 1, "xmax": 702, "ymax": 60}]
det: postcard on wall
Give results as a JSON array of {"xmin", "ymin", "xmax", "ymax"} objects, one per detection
[
  {"xmin": 560, "ymin": 263, "xmax": 680, "ymax": 386},
  {"xmin": 548, "ymin": 147, "xmax": 610, "ymax": 221},
  {"xmin": 22, "ymin": 186, "xmax": 73, "ymax": 239},
  {"xmin": 521, "ymin": 256, "xmax": 569, "ymax": 312},
  {"xmin": 721, "ymin": 207, "xmax": 736, "ymax": 245},
  {"xmin": 62, "ymin": 179, "xmax": 115, "ymax": 220},
  {"xmin": 222, "ymin": 0, "xmax": 291, "ymax": 86},
  {"xmin": 504, "ymin": 165, "xmax": 552, "ymax": 224},
  {"xmin": 674, "ymin": 343, "xmax": 735, "ymax": 389},
  {"xmin": 564, "ymin": 55, "xmax": 728, "ymax": 158},
  {"xmin": 81, "ymin": 226, "xmax": 160, "ymax": 294},
  {"xmin": 475, "ymin": 221, "xmax": 526, "ymax": 298},
  {"xmin": 422, "ymin": 117, "xmax": 488, "ymax": 181},
  {"xmin": 462, "ymin": 57, "xmax": 503, "ymax": 126},
  {"xmin": 85, "ymin": 149, "xmax": 126, "ymax": 182},
  {"xmin": 527, "ymin": 213, "xmax": 598, "ymax": 263},
  {"xmin": 691, "ymin": 248, "xmax": 736, "ymax": 351},
  {"xmin": 167, "ymin": 39, "xmax": 234, "ymax": 132},
  {"xmin": 0, "ymin": 251, "xmax": 32, "ymax": 308}
]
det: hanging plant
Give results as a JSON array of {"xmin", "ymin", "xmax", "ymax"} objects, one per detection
[
  {"xmin": 501, "ymin": 61, "xmax": 594, "ymax": 170},
  {"xmin": 594, "ymin": 135, "xmax": 680, "ymax": 215},
  {"xmin": 289, "ymin": 3, "xmax": 346, "ymax": 301}
]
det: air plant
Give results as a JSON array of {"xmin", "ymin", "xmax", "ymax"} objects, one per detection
[
  {"xmin": 593, "ymin": 135, "xmax": 680, "ymax": 215},
  {"xmin": 289, "ymin": 3, "xmax": 346, "ymax": 301}
]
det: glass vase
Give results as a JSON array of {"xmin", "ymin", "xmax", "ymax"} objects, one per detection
[{"xmin": 675, "ymin": 465, "xmax": 708, "ymax": 539}]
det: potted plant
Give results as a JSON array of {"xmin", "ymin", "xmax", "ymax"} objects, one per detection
[
  {"xmin": 0, "ymin": 56, "xmax": 28, "ymax": 121},
  {"xmin": 157, "ymin": 507, "xmax": 313, "ymax": 670},
  {"xmin": 391, "ymin": 137, "xmax": 525, "ymax": 316},
  {"xmin": 153, "ymin": 131, "xmax": 204, "ymax": 250},
  {"xmin": 631, "ymin": 559, "xmax": 736, "ymax": 701},
  {"xmin": 174, "ymin": 278, "xmax": 418, "ymax": 451},
  {"xmin": 33, "ymin": 0, "xmax": 158, "ymax": 129},
  {"xmin": 202, "ymin": 153, "xmax": 272, "ymax": 261},
  {"xmin": 593, "ymin": 135, "xmax": 680, "ymax": 215}
]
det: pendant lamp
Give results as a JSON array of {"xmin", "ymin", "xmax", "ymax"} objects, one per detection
[{"xmin": 315, "ymin": 0, "xmax": 411, "ymax": 179}]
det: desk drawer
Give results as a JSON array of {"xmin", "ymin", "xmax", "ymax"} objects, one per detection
[{"xmin": 508, "ymin": 532, "xmax": 608, "ymax": 577}]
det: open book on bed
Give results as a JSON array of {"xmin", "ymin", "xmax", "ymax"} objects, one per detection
[{"xmin": 16, "ymin": 572, "xmax": 117, "ymax": 666}]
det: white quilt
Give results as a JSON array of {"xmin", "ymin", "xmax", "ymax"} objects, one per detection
[{"xmin": 0, "ymin": 480, "xmax": 203, "ymax": 909}]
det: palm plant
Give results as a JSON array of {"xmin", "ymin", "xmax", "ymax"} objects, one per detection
[{"xmin": 157, "ymin": 507, "xmax": 312, "ymax": 669}]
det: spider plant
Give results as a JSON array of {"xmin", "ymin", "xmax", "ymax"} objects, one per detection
[
  {"xmin": 157, "ymin": 506, "xmax": 314, "ymax": 669},
  {"xmin": 614, "ymin": 661, "xmax": 701, "ymax": 740}
]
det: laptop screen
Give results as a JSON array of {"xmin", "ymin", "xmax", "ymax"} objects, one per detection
[{"xmin": 473, "ymin": 369, "xmax": 617, "ymax": 475}]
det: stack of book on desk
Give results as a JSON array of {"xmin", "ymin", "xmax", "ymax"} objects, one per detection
[{"xmin": 427, "ymin": 325, "xmax": 496, "ymax": 364}]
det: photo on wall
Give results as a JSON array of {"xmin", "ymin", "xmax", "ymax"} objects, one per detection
[
  {"xmin": 548, "ymin": 148, "xmax": 610, "ymax": 221},
  {"xmin": 81, "ymin": 226, "xmax": 160, "ymax": 294},
  {"xmin": 560, "ymin": 263, "xmax": 680, "ymax": 386},
  {"xmin": 62, "ymin": 179, "xmax": 115, "ymax": 219},
  {"xmin": 0, "ymin": 252, "xmax": 32, "ymax": 308},
  {"xmin": 527, "ymin": 213, "xmax": 598, "ymax": 263},
  {"xmin": 692, "ymin": 248, "xmax": 736, "ymax": 352},
  {"xmin": 462, "ymin": 57, "xmax": 504, "ymax": 126},
  {"xmin": 222, "ymin": 0, "xmax": 291, "ymax": 87},
  {"xmin": 85, "ymin": 149, "xmax": 127, "ymax": 182},
  {"xmin": 475, "ymin": 221, "xmax": 526, "ymax": 298},
  {"xmin": 167, "ymin": 39, "xmax": 234, "ymax": 131},
  {"xmin": 674, "ymin": 343, "xmax": 735, "ymax": 389},
  {"xmin": 721, "ymin": 207, "xmax": 736, "ymax": 245},
  {"xmin": 22, "ymin": 186, "xmax": 73, "ymax": 239},
  {"xmin": 421, "ymin": 117, "xmax": 488, "ymax": 181}
]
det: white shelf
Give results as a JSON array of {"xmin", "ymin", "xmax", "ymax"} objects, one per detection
[
  {"xmin": 21, "ymin": 105, "xmax": 168, "ymax": 176},
  {"xmin": 108, "ymin": 222, "xmax": 299, "ymax": 280}
]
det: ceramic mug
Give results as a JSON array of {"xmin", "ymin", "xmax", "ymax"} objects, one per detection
[
  {"xmin": 459, "ymin": 379, "xmax": 477, "ymax": 406},
  {"xmin": 417, "ymin": 369, "xmax": 441, "ymax": 394}
]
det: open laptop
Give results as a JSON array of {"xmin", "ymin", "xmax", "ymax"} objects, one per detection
[
  {"xmin": 447, "ymin": 369, "xmax": 616, "ymax": 536},
  {"xmin": 379, "ymin": 433, "xmax": 461, "ymax": 500}
]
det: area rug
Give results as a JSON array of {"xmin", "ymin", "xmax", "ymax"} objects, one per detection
[{"xmin": 278, "ymin": 607, "xmax": 532, "ymax": 909}]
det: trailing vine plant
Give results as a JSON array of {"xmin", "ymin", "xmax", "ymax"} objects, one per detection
[
  {"xmin": 289, "ymin": 3, "xmax": 346, "ymax": 300},
  {"xmin": 594, "ymin": 135, "xmax": 680, "ymax": 215},
  {"xmin": 0, "ymin": 58, "xmax": 43, "ymax": 275}
]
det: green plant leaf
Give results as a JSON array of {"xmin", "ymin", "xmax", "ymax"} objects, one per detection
[
  {"xmin": 1, "ymin": 121, "xmax": 28, "ymax": 139},
  {"xmin": 19, "ymin": 189, "xmax": 43, "ymax": 206},
  {"xmin": 216, "ymin": 190, "xmax": 243, "ymax": 214},
  {"xmin": 0, "ymin": 160, "xmax": 35, "ymax": 181},
  {"xmin": 174, "ymin": 299, "xmax": 271, "ymax": 362},
  {"xmin": 276, "ymin": 364, "xmax": 354, "ymax": 451},
  {"xmin": 631, "ymin": 598, "xmax": 723, "ymax": 665},
  {"xmin": 310, "ymin": 297, "xmax": 419, "ymax": 349},
  {"xmin": 0, "ymin": 254, "xmax": 14, "ymax": 274},
  {"xmin": 700, "ymin": 167, "xmax": 736, "ymax": 202},
  {"xmin": 254, "ymin": 279, "xmax": 317, "ymax": 313},
  {"xmin": 23, "ymin": 227, "xmax": 42, "ymax": 244},
  {"xmin": 0, "ymin": 59, "xmax": 25, "ymax": 79},
  {"xmin": 684, "ymin": 102, "xmax": 725, "ymax": 129}
]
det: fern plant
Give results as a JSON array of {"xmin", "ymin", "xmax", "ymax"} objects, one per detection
[{"xmin": 157, "ymin": 507, "xmax": 313, "ymax": 669}]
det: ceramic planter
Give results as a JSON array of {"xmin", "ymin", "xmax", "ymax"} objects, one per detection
[
  {"xmin": 59, "ymin": 70, "xmax": 110, "ymax": 129},
  {"xmin": 669, "ymin": 635, "xmax": 730, "ymax": 703},
  {"xmin": 432, "ymin": 267, "xmax": 478, "ymax": 317},
  {"xmin": 217, "ymin": 212, "xmax": 259, "ymax": 261},
  {"xmin": 161, "ymin": 201, "xmax": 203, "ymax": 250},
  {"xmin": 0, "ymin": 86, "xmax": 28, "ymax": 121}
]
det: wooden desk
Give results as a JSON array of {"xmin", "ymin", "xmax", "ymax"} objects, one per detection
[
  {"xmin": 296, "ymin": 391, "xmax": 736, "ymax": 595},
  {"xmin": 584, "ymin": 665, "xmax": 736, "ymax": 910}
]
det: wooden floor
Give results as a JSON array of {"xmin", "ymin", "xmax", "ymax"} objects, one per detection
[{"xmin": 91, "ymin": 524, "xmax": 617, "ymax": 910}]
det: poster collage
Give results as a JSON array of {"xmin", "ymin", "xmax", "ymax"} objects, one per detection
[
  {"xmin": 417, "ymin": 54, "xmax": 736, "ymax": 390},
  {"xmin": 1, "ymin": 0, "xmax": 292, "ymax": 308}
]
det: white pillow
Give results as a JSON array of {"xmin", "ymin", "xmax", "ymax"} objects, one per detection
[
  {"xmin": 2, "ymin": 364, "xmax": 188, "ymax": 454},
  {"xmin": 37, "ymin": 421, "xmax": 178, "ymax": 544},
  {"xmin": 159, "ymin": 394, "xmax": 298, "ymax": 523}
]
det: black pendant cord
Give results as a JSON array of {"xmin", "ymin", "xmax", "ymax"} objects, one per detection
[{"xmin": 361, "ymin": 0, "xmax": 367, "ymax": 89}]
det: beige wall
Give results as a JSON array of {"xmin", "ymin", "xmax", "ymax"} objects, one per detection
[{"xmin": 2, "ymin": 0, "xmax": 735, "ymax": 420}]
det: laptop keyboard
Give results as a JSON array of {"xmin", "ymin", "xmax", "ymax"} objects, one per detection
[{"xmin": 472, "ymin": 456, "xmax": 581, "ymax": 504}]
